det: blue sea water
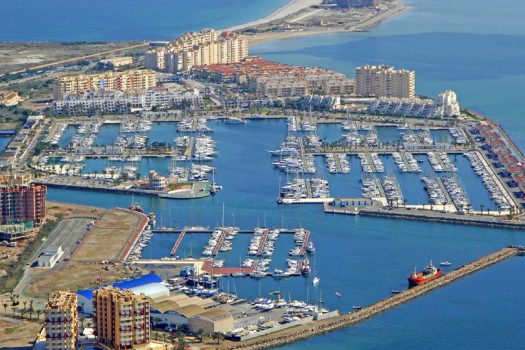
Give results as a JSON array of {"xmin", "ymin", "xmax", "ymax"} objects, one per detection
[
  {"xmin": 5, "ymin": 0, "xmax": 525, "ymax": 348},
  {"xmin": 0, "ymin": 0, "xmax": 288, "ymax": 41}
]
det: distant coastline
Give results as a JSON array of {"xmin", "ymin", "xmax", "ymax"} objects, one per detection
[{"xmin": 230, "ymin": 1, "xmax": 410, "ymax": 46}]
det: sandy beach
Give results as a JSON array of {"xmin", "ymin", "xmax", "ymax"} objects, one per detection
[
  {"xmin": 227, "ymin": 0, "xmax": 323, "ymax": 31},
  {"xmin": 246, "ymin": 1, "xmax": 410, "ymax": 46}
]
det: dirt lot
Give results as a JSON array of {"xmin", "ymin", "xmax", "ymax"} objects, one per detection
[
  {"xmin": 0, "ymin": 202, "xmax": 103, "ymax": 285},
  {"xmin": 25, "ymin": 208, "xmax": 146, "ymax": 298},
  {"xmin": 0, "ymin": 318, "xmax": 43, "ymax": 349},
  {"xmin": 0, "ymin": 42, "xmax": 143, "ymax": 75},
  {"xmin": 46, "ymin": 201, "xmax": 106, "ymax": 221}
]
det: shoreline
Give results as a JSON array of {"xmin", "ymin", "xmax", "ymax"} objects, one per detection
[
  {"xmin": 246, "ymin": 1, "xmax": 410, "ymax": 46},
  {"xmin": 227, "ymin": 0, "xmax": 323, "ymax": 32}
]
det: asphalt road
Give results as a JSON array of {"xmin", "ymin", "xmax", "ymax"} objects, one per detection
[{"xmin": 14, "ymin": 218, "xmax": 92, "ymax": 296}]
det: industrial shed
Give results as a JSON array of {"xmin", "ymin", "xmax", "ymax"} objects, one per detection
[
  {"xmin": 189, "ymin": 308, "xmax": 234, "ymax": 334},
  {"xmin": 151, "ymin": 303, "xmax": 206, "ymax": 327}
]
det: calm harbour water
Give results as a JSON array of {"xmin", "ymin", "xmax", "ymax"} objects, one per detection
[{"xmin": 6, "ymin": 0, "xmax": 525, "ymax": 348}]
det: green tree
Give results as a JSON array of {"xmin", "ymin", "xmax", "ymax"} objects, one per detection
[
  {"xmin": 212, "ymin": 332, "xmax": 224, "ymax": 345},
  {"xmin": 176, "ymin": 332, "xmax": 187, "ymax": 349}
]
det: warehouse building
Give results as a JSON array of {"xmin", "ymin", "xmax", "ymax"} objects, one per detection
[{"xmin": 77, "ymin": 274, "xmax": 168, "ymax": 315}]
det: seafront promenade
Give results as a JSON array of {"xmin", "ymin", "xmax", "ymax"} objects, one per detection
[{"xmin": 219, "ymin": 246, "xmax": 523, "ymax": 350}]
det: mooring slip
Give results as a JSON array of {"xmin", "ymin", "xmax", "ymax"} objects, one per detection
[
  {"xmin": 219, "ymin": 247, "xmax": 520, "ymax": 350},
  {"xmin": 170, "ymin": 229, "xmax": 187, "ymax": 256}
]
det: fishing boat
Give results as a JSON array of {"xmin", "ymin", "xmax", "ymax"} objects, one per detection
[
  {"xmin": 408, "ymin": 261, "xmax": 443, "ymax": 286},
  {"xmin": 335, "ymin": 292, "xmax": 342, "ymax": 297},
  {"xmin": 440, "ymin": 261, "xmax": 452, "ymax": 266},
  {"xmin": 312, "ymin": 276, "xmax": 320, "ymax": 286},
  {"xmin": 391, "ymin": 290, "xmax": 402, "ymax": 294}
]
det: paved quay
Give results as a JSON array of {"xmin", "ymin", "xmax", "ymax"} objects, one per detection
[{"xmin": 219, "ymin": 246, "xmax": 522, "ymax": 350}]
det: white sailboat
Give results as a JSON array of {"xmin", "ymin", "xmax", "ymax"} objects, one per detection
[{"xmin": 312, "ymin": 254, "xmax": 320, "ymax": 286}]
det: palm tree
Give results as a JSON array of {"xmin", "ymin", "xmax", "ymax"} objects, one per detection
[
  {"xmin": 36, "ymin": 309, "xmax": 43, "ymax": 320},
  {"xmin": 212, "ymin": 332, "xmax": 224, "ymax": 345},
  {"xmin": 86, "ymin": 321, "xmax": 92, "ymax": 329},
  {"xmin": 11, "ymin": 307, "xmax": 18, "ymax": 317},
  {"xmin": 28, "ymin": 308, "xmax": 34, "ymax": 320},
  {"xmin": 3, "ymin": 301, "xmax": 7, "ymax": 315},
  {"xmin": 480, "ymin": 204, "xmax": 485, "ymax": 215},
  {"xmin": 176, "ymin": 332, "xmax": 187, "ymax": 349}
]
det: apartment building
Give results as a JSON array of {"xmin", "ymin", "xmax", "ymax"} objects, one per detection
[
  {"xmin": 368, "ymin": 90, "xmax": 461, "ymax": 118},
  {"xmin": 93, "ymin": 287, "xmax": 150, "ymax": 350},
  {"xmin": 144, "ymin": 29, "xmax": 248, "ymax": 73},
  {"xmin": 193, "ymin": 57, "xmax": 355, "ymax": 97},
  {"xmin": 45, "ymin": 291, "xmax": 78, "ymax": 350},
  {"xmin": 54, "ymin": 69, "xmax": 157, "ymax": 99},
  {"xmin": 50, "ymin": 87, "xmax": 202, "ymax": 116},
  {"xmin": 0, "ymin": 181, "xmax": 47, "ymax": 225},
  {"xmin": 356, "ymin": 65, "xmax": 415, "ymax": 99}
]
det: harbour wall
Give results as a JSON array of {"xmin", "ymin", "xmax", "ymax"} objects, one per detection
[{"xmin": 219, "ymin": 247, "xmax": 520, "ymax": 350}]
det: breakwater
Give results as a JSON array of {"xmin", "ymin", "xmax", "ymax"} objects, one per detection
[{"xmin": 220, "ymin": 246, "xmax": 521, "ymax": 350}]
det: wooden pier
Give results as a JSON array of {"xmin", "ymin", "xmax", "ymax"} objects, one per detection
[
  {"xmin": 170, "ymin": 229, "xmax": 186, "ymax": 256},
  {"xmin": 220, "ymin": 246, "xmax": 522, "ymax": 350}
]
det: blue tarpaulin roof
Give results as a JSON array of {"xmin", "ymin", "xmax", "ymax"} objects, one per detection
[{"xmin": 77, "ymin": 274, "xmax": 163, "ymax": 301}]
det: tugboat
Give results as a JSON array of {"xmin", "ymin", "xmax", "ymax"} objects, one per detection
[{"xmin": 408, "ymin": 261, "xmax": 443, "ymax": 286}]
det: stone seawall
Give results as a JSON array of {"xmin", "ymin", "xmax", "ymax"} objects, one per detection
[{"xmin": 220, "ymin": 247, "xmax": 519, "ymax": 350}]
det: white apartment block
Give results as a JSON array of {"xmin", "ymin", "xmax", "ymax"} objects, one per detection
[
  {"xmin": 368, "ymin": 90, "xmax": 461, "ymax": 118},
  {"xmin": 51, "ymin": 87, "xmax": 202, "ymax": 115}
]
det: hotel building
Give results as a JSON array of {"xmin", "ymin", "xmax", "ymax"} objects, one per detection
[
  {"xmin": 145, "ymin": 28, "xmax": 248, "ymax": 73},
  {"xmin": 54, "ymin": 69, "xmax": 157, "ymax": 100},
  {"xmin": 93, "ymin": 287, "xmax": 151, "ymax": 350},
  {"xmin": 356, "ymin": 65, "xmax": 415, "ymax": 99},
  {"xmin": 45, "ymin": 291, "xmax": 78, "ymax": 350}
]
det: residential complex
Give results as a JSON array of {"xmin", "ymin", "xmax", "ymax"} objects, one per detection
[
  {"xmin": 336, "ymin": 0, "xmax": 378, "ymax": 8},
  {"xmin": 356, "ymin": 65, "xmax": 415, "ymax": 99},
  {"xmin": 0, "ymin": 179, "xmax": 47, "ymax": 225},
  {"xmin": 144, "ymin": 28, "xmax": 248, "ymax": 73},
  {"xmin": 194, "ymin": 57, "xmax": 355, "ymax": 97},
  {"xmin": 45, "ymin": 291, "xmax": 78, "ymax": 350},
  {"xmin": 54, "ymin": 69, "xmax": 157, "ymax": 99},
  {"xmin": 51, "ymin": 87, "xmax": 202, "ymax": 116},
  {"xmin": 368, "ymin": 90, "xmax": 461, "ymax": 118},
  {"xmin": 93, "ymin": 287, "xmax": 151, "ymax": 350}
]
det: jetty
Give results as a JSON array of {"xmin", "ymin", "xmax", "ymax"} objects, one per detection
[{"xmin": 220, "ymin": 246, "xmax": 522, "ymax": 350}]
